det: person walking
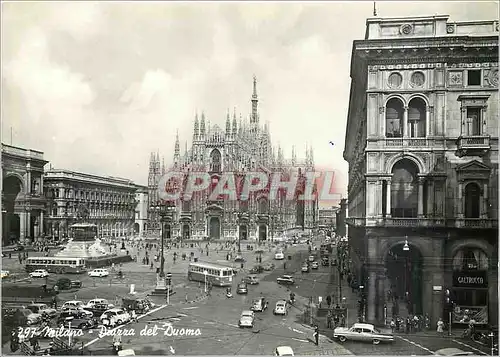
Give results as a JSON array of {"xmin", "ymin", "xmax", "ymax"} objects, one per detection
[
  {"xmin": 437, "ymin": 318, "xmax": 444, "ymax": 335},
  {"xmin": 390, "ymin": 319, "xmax": 396, "ymax": 333},
  {"xmin": 326, "ymin": 310, "xmax": 332, "ymax": 328}
]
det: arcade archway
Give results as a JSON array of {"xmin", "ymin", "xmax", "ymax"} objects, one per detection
[
  {"xmin": 2, "ymin": 176, "xmax": 23, "ymax": 245},
  {"xmin": 209, "ymin": 217, "xmax": 221, "ymax": 240},
  {"xmin": 258, "ymin": 224, "xmax": 267, "ymax": 242},
  {"xmin": 239, "ymin": 225, "xmax": 248, "ymax": 241},
  {"xmin": 385, "ymin": 243, "xmax": 423, "ymax": 316},
  {"xmin": 133, "ymin": 223, "xmax": 140, "ymax": 234},
  {"xmin": 182, "ymin": 224, "xmax": 190, "ymax": 240}
]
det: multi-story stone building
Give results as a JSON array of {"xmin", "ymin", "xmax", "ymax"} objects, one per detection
[
  {"xmin": 343, "ymin": 15, "xmax": 498, "ymax": 327},
  {"xmin": 148, "ymin": 77, "xmax": 317, "ymax": 241},
  {"xmin": 335, "ymin": 198, "xmax": 348, "ymax": 238},
  {"xmin": 318, "ymin": 207, "xmax": 339, "ymax": 230},
  {"xmin": 134, "ymin": 185, "xmax": 148, "ymax": 237},
  {"xmin": 44, "ymin": 170, "xmax": 139, "ymax": 239},
  {"xmin": 2, "ymin": 144, "xmax": 47, "ymax": 245}
]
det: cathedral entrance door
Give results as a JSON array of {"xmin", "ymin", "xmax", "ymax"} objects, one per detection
[
  {"xmin": 258, "ymin": 225, "xmax": 267, "ymax": 242},
  {"xmin": 209, "ymin": 217, "xmax": 221, "ymax": 240},
  {"xmin": 182, "ymin": 224, "xmax": 190, "ymax": 240},
  {"xmin": 239, "ymin": 225, "xmax": 248, "ymax": 241}
]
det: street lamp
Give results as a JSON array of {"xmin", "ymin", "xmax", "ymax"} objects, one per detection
[
  {"xmin": 489, "ymin": 332, "xmax": 495, "ymax": 356},
  {"xmin": 403, "ymin": 236, "xmax": 409, "ymax": 251},
  {"xmin": 203, "ymin": 270, "xmax": 208, "ymax": 293},
  {"xmin": 152, "ymin": 200, "xmax": 174, "ymax": 293},
  {"xmin": 234, "ymin": 212, "xmax": 241, "ymax": 253}
]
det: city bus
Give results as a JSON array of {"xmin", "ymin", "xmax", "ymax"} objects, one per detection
[
  {"xmin": 25, "ymin": 257, "xmax": 87, "ymax": 274},
  {"xmin": 187, "ymin": 261, "xmax": 234, "ymax": 287}
]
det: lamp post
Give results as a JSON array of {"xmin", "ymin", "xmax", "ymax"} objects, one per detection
[
  {"xmin": 152, "ymin": 200, "xmax": 174, "ymax": 294},
  {"xmin": 234, "ymin": 212, "xmax": 241, "ymax": 253},
  {"xmin": 489, "ymin": 331, "xmax": 495, "ymax": 356},
  {"xmin": 203, "ymin": 270, "xmax": 208, "ymax": 293}
]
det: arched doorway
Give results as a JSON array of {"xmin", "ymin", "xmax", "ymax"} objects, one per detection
[
  {"xmin": 385, "ymin": 243, "xmax": 423, "ymax": 316},
  {"xmin": 2, "ymin": 176, "xmax": 23, "ymax": 245},
  {"xmin": 182, "ymin": 224, "xmax": 190, "ymax": 240},
  {"xmin": 450, "ymin": 247, "xmax": 489, "ymax": 324},
  {"xmin": 464, "ymin": 183, "xmax": 481, "ymax": 218},
  {"xmin": 259, "ymin": 225, "xmax": 267, "ymax": 242},
  {"xmin": 391, "ymin": 159, "xmax": 419, "ymax": 217},
  {"xmin": 239, "ymin": 225, "xmax": 248, "ymax": 241},
  {"xmin": 209, "ymin": 217, "xmax": 221, "ymax": 240},
  {"xmin": 133, "ymin": 223, "xmax": 140, "ymax": 234}
]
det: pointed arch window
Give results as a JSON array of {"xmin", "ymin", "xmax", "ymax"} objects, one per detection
[
  {"xmin": 210, "ymin": 150, "xmax": 221, "ymax": 173},
  {"xmin": 386, "ymin": 98, "xmax": 404, "ymax": 138}
]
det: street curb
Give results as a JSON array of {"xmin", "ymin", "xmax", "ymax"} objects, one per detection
[{"xmin": 173, "ymin": 292, "xmax": 209, "ymax": 306}]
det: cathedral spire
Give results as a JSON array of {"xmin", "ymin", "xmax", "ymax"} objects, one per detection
[
  {"xmin": 200, "ymin": 112, "xmax": 206, "ymax": 138},
  {"xmin": 193, "ymin": 112, "xmax": 199, "ymax": 140},
  {"xmin": 226, "ymin": 109, "xmax": 231, "ymax": 136},
  {"xmin": 232, "ymin": 110, "xmax": 238, "ymax": 136},
  {"xmin": 173, "ymin": 130, "xmax": 180, "ymax": 168},
  {"xmin": 292, "ymin": 146, "xmax": 296, "ymax": 166},
  {"xmin": 161, "ymin": 156, "xmax": 166, "ymax": 174},
  {"xmin": 251, "ymin": 75, "xmax": 259, "ymax": 125}
]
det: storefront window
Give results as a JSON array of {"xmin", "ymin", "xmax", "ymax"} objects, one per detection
[{"xmin": 451, "ymin": 247, "xmax": 489, "ymax": 324}]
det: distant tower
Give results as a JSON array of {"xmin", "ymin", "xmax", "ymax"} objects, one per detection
[
  {"xmin": 250, "ymin": 76, "xmax": 259, "ymax": 137},
  {"xmin": 174, "ymin": 130, "xmax": 180, "ymax": 168},
  {"xmin": 193, "ymin": 113, "xmax": 199, "ymax": 141},
  {"xmin": 200, "ymin": 112, "xmax": 206, "ymax": 140},
  {"xmin": 232, "ymin": 110, "xmax": 238, "ymax": 138},
  {"xmin": 225, "ymin": 110, "xmax": 231, "ymax": 137}
]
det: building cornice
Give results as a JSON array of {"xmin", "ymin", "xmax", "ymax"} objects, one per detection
[{"xmin": 44, "ymin": 170, "xmax": 137, "ymax": 190}]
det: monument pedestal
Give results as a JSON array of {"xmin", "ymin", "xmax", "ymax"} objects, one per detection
[{"xmin": 151, "ymin": 275, "xmax": 175, "ymax": 296}]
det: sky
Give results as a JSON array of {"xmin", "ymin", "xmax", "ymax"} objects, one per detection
[{"xmin": 2, "ymin": 1, "xmax": 498, "ymax": 199}]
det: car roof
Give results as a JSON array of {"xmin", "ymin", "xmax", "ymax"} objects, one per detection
[
  {"xmin": 276, "ymin": 346, "xmax": 294, "ymax": 355},
  {"xmin": 241, "ymin": 310, "xmax": 253, "ymax": 314},
  {"xmin": 282, "ymin": 275, "xmax": 293, "ymax": 278},
  {"xmin": 435, "ymin": 348, "xmax": 472, "ymax": 356},
  {"xmin": 352, "ymin": 323, "xmax": 374, "ymax": 329},
  {"xmin": 276, "ymin": 300, "xmax": 287, "ymax": 304},
  {"xmin": 64, "ymin": 300, "xmax": 82, "ymax": 304}
]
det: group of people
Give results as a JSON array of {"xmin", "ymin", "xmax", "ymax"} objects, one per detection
[{"xmin": 389, "ymin": 314, "xmax": 431, "ymax": 333}]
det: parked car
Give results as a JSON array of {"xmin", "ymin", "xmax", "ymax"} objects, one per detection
[
  {"xmin": 273, "ymin": 300, "xmax": 288, "ymax": 316},
  {"xmin": 87, "ymin": 303, "xmax": 113, "ymax": 317},
  {"xmin": 58, "ymin": 310, "xmax": 96, "ymax": 330},
  {"xmin": 238, "ymin": 310, "xmax": 255, "ymax": 328},
  {"xmin": 274, "ymin": 346, "xmax": 294, "ymax": 356},
  {"xmin": 308, "ymin": 255, "xmax": 315, "ymax": 262},
  {"xmin": 27, "ymin": 303, "xmax": 58, "ymax": 318},
  {"xmin": 16, "ymin": 308, "xmax": 42, "ymax": 325},
  {"xmin": 234, "ymin": 255, "xmax": 245, "ymax": 262},
  {"xmin": 100, "ymin": 308, "xmax": 131, "ymax": 327},
  {"xmin": 333, "ymin": 323, "xmax": 394, "ymax": 344},
  {"xmin": 61, "ymin": 300, "xmax": 85, "ymax": 310},
  {"xmin": 277, "ymin": 275, "xmax": 295, "ymax": 285},
  {"xmin": 29, "ymin": 269, "xmax": 49, "ymax": 278},
  {"xmin": 237, "ymin": 282, "xmax": 248, "ymax": 294},
  {"xmin": 321, "ymin": 257, "xmax": 330, "ymax": 266},
  {"xmin": 245, "ymin": 275, "xmax": 259, "ymax": 285},
  {"xmin": 84, "ymin": 298, "xmax": 113, "ymax": 309},
  {"xmin": 249, "ymin": 265, "xmax": 264, "ymax": 274},
  {"xmin": 434, "ymin": 348, "xmax": 474, "ymax": 356},
  {"xmin": 274, "ymin": 252, "xmax": 285, "ymax": 260},
  {"xmin": 301, "ymin": 264, "xmax": 309, "ymax": 273},
  {"xmin": 53, "ymin": 278, "xmax": 82, "ymax": 291},
  {"xmin": 251, "ymin": 297, "xmax": 268, "ymax": 312},
  {"xmin": 88, "ymin": 269, "xmax": 109, "ymax": 277},
  {"xmin": 311, "ymin": 261, "xmax": 319, "ymax": 269}
]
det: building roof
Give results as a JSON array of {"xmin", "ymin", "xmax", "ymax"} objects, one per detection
[{"xmin": 44, "ymin": 169, "xmax": 137, "ymax": 189}]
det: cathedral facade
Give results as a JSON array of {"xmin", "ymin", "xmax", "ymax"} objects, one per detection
[{"xmin": 147, "ymin": 77, "xmax": 317, "ymax": 241}]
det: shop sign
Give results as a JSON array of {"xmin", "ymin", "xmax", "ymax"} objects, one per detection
[{"xmin": 453, "ymin": 271, "xmax": 488, "ymax": 288}]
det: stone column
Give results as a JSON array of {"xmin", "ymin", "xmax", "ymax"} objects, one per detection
[
  {"xmin": 460, "ymin": 107, "xmax": 466, "ymax": 136},
  {"xmin": 367, "ymin": 269, "xmax": 378, "ymax": 323},
  {"xmin": 20, "ymin": 211, "xmax": 26, "ymax": 241},
  {"xmin": 481, "ymin": 106, "xmax": 487, "ymax": 134},
  {"xmin": 425, "ymin": 108, "xmax": 430, "ymax": 137},
  {"xmin": 418, "ymin": 178, "xmax": 425, "ymax": 217},
  {"xmin": 40, "ymin": 211, "xmax": 44, "ymax": 236},
  {"xmin": 26, "ymin": 169, "xmax": 32, "ymax": 195},
  {"xmin": 34, "ymin": 212, "xmax": 40, "ymax": 239},
  {"xmin": 427, "ymin": 180, "xmax": 434, "ymax": 217},
  {"xmin": 403, "ymin": 106, "xmax": 409, "ymax": 137},
  {"xmin": 376, "ymin": 272, "xmax": 387, "ymax": 325},
  {"xmin": 386, "ymin": 179, "xmax": 392, "ymax": 217},
  {"xmin": 457, "ymin": 182, "xmax": 464, "ymax": 218},
  {"xmin": 27, "ymin": 210, "xmax": 32, "ymax": 240},
  {"xmin": 482, "ymin": 183, "xmax": 489, "ymax": 218}
]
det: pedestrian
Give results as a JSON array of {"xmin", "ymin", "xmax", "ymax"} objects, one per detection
[
  {"xmin": 390, "ymin": 319, "xmax": 396, "ymax": 333},
  {"xmin": 437, "ymin": 318, "xmax": 444, "ymax": 335},
  {"xmin": 405, "ymin": 316, "xmax": 411, "ymax": 334},
  {"xmin": 334, "ymin": 314, "xmax": 340, "ymax": 328},
  {"xmin": 313, "ymin": 325, "xmax": 319, "ymax": 346},
  {"xmin": 131, "ymin": 309, "xmax": 137, "ymax": 323},
  {"xmin": 326, "ymin": 295, "xmax": 332, "ymax": 307},
  {"xmin": 326, "ymin": 311, "xmax": 332, "ymax": 328}
]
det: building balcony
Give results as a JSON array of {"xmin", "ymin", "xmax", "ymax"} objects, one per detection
[
  {"xmin": 448, "ymin": 218, "xmax": 498, "ymax": 229},
  {"xmin": 456, "ymin": 135, "xmax": 491, "ymax": 157},
  {"xmin": 384, "ymin": 138, "xmax": 430, "ymax": 147},
  {"xmin": 346, "ymin": 217, "xmax": 498, "ymax": 229}
]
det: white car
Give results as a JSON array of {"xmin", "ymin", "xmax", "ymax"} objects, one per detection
[
  {"xmin": 85, "ymin": 298, "xmax": 114, "ymax": 309},
  {"xmin": 1, "ymin": 270, "xmax": 10, "ymax": 279},
  {"xmin": 100, "ymin": 308, "xmax": 131, "ymax": 326},
  {"xmin": 88, "ymin": 268, "xmax": 109, "ymax": 277},
  {"xmin": 275, "ymin": 346, "xmax": 294, "ymax": 356},
  {"xmin": 273, "ymin": 300, "xmax": 288, "ymax": 316},
  {"xmin": 274, "ymin": 252, "xmax": 285, "ymax": 260},
  {"xmin": 238, "ymin": 310, "xmax": 255, "ymax": 328},
  {"xmin": 29, "ymin": 269, "xmax": 49, "ymax": 278},
  {"xmin": 61, "ymin": 300, "xmax": 93, "ymax": 318},
  {"xmin": 308, "ymin": 255, "xmax": 315, "ymax": 262}
]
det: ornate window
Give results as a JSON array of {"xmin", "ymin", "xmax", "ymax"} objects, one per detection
[
  {"xmin": 466, "ymin": 107, "xmax": 481, "ymax": 136},
  {"xmin": 385, "ymin": 98, "xmax": 404, "ymax": 138},
  {"xmin": 408, "ymin": 98, "xmax": 426, "ymax": 138},
  {"xmin": 464, "ymin": 182, "xmax": 481, "ymax": 218},
  {"xmin": 391, "ymin": 159, "xmax": 419, "ymax": 218},
  {"xmin": 410, "ymin": 72, "xmax": 425, "ymax": 87},
  {"xmin": 388, "ymin": 73, "xmax": 403, "ymax": 88},
  {"xmin": 452, "ymin": 247, "xmax": 488, "ymax": 271},
  {"xmin": 210, "ymin": 149, "xmax": 221, "ymax": 173}
]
